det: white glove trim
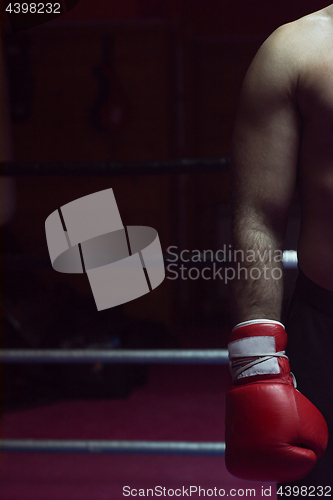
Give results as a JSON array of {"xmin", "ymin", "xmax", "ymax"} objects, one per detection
[
  {"xmin": 232, "ymin": 319, "xmax": 285, "ymax": 332},
  {"xmin": 228, "ymin": 336, "xmax": 288, "ymax": 381}
]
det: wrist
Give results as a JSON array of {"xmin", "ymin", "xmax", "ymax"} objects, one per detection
[{"xmin": 228, "ymin": 319, "xmax": 289, "ymax": 384}]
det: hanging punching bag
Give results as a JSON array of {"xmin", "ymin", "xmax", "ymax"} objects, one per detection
[{"xmin": 90, "ymin": 34, "xmax": 129, "ymax": 135}]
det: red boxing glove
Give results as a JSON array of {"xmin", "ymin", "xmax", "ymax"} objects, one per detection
[{"xmin": 225, "ymin": 319, "xmax": 328, "ymax": 483}]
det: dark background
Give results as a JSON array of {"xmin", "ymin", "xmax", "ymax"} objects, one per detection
[
  {"xmin": 3, "ymin": 0, "xmax": 329, "ymax": 337},
  {"xmin": 0, "ymin": 5, "xmax": 329, "ymax": 495}
]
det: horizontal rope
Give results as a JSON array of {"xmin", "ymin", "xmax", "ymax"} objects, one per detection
[
  {"xmin": 0, "ymin": 349, "xmax": 229, "ymax": 364},
  {"xmin": 0, "ymin": 439, "xmax": 226, "ymax": 455},
  {"xmin": 4, "ymin": 250, "xmax": 298, "ymax": 270},
  {"xmin": 2, "ymin": 157, "xmax": 230, "ymax": 176}
]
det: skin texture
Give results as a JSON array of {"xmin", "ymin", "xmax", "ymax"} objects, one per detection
[{"xmin": 232, "ymin": 5, "xmax": 333, "ymax": 322}]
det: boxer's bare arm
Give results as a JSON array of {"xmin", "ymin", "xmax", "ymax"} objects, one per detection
[{"xmin": 231, "ymin": 25, "xmax": 302, "ymax": 323}]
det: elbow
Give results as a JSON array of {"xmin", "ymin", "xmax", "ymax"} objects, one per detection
[{"xmin": 232, "ymin": 204, "xmax": 288, "ymax": 249}]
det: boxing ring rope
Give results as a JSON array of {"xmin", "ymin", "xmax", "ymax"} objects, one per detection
[
  {"xmin": 4, "ymin": 250, "xmax": 298, "ymax": 270},
  {"xmin": 2, "ymin": 157, "xmax": 296, "ymax": 455},
  {"xmin": 2, "ymin": 157, "xmax": 230, "ymax": 176},
  {"xmin": 1, "ymin": 440, "xmax": 226, "ymax": 455},
  {"xmin": 0, "ymin": 349, "xmax": 229, "ymax": 364},
  {"xmin": 1, "ymin": 349, "xmax": 228, "ymax": 455}
]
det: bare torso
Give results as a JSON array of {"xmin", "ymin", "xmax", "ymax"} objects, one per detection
[{"xmin": 292, "ymin": 6, "xmax": 333, "ymax": 290}]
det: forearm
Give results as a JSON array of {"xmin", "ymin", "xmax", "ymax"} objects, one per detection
[{"xmin": 231, "ymin": 216, "xmax": 284, "ymax": 323}]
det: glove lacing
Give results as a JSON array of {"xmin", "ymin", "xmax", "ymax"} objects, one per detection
[{"xmin": 230, "ymin": 351, "xmax": 297, "ymax": 388}]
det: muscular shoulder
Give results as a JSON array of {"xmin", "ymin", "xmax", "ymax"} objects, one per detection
[
  {"xmin": 242, "ymin": 7, "xmax": 333, "ymax": 104},
  {"xmin": 274, "ymin": 7, "xmax": 333, "ymax": 63}
]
